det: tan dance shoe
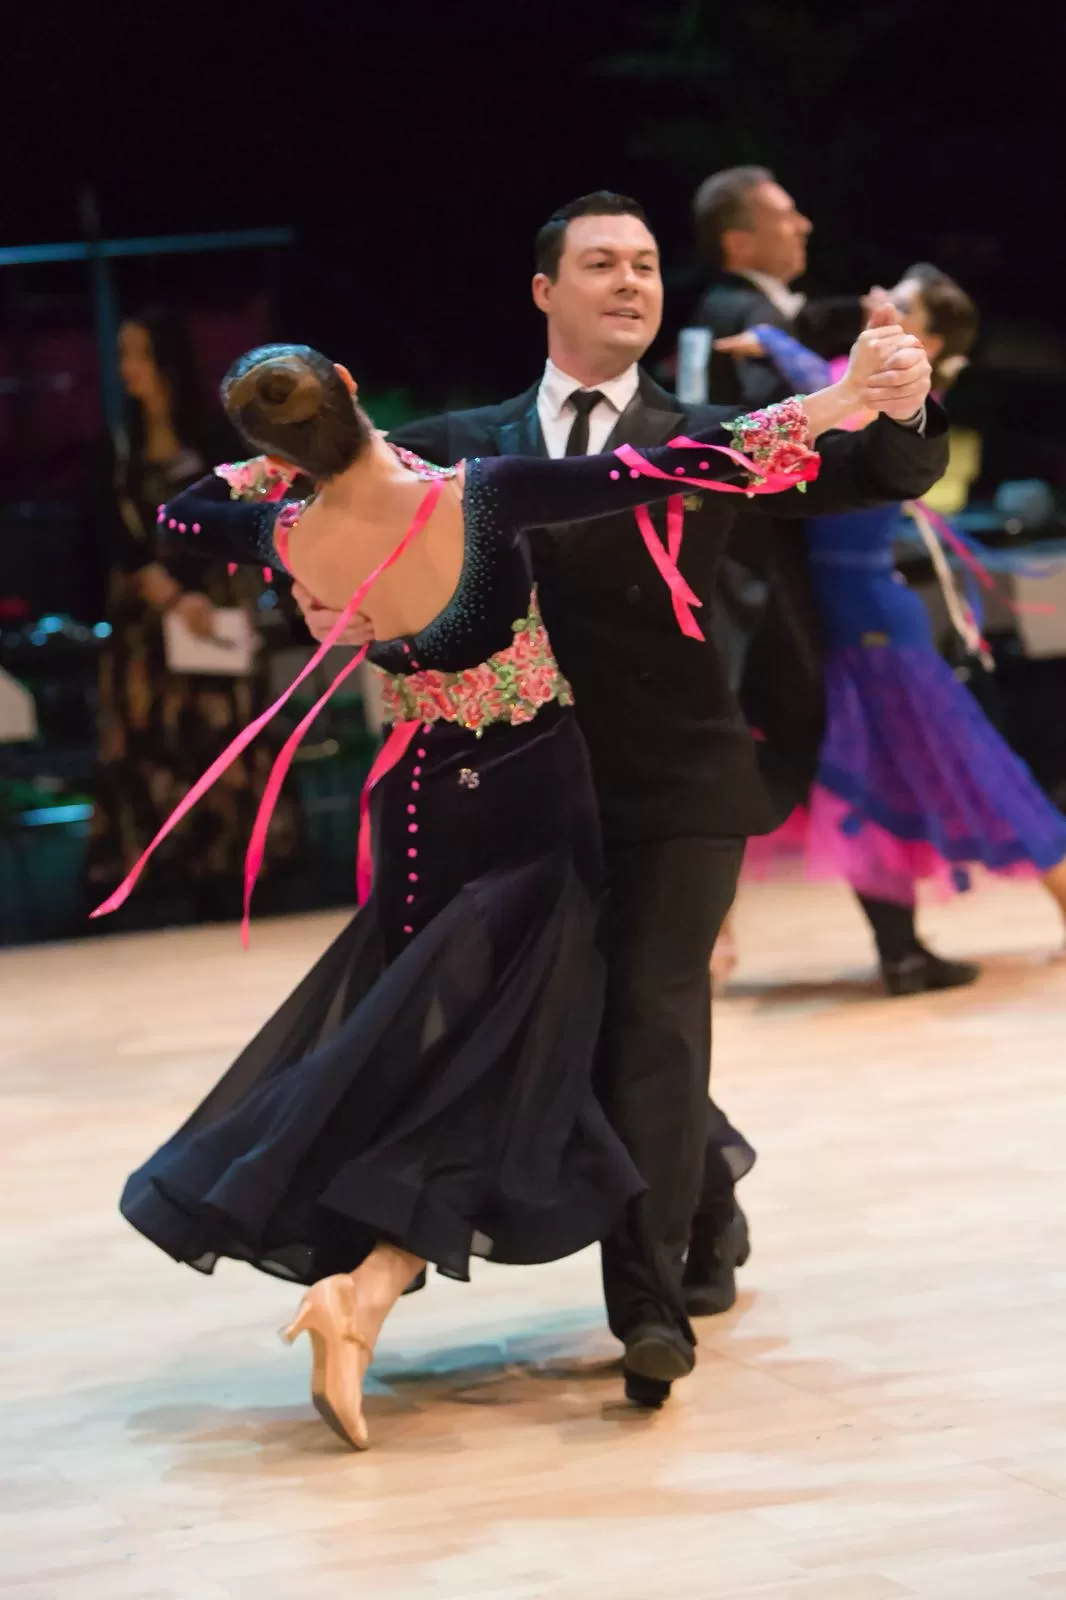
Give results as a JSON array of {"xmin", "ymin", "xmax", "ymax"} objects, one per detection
[{"xmin": 280, "ymin": 1275, "xmax": 374, "ymax": 1451}]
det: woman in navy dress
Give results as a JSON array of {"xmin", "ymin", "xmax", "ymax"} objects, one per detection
[{"xmin": 104, "ymin": 334, "xmax": 913, "ymax": 1449}]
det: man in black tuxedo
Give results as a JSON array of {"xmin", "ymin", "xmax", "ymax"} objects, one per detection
[
  {"xmin": 690, "ymin": 167, "xmax": 978, "ymax": 994},
  {"xmin": 296, "ymin": 192, "xmax": 946, "ymax": 1406}
]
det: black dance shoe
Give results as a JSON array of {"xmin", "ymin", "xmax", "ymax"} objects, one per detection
[
  {"xmin": 683, "ymin": 1204, "xmax": 751, "ymax": 1317},
  {"xmin": 881, "ymin": 950, "xmax": 980, "ymax": 997},
  {"xmin": 623, "ymin": 1369, "xmax": 673, "ymax": 1409},
  {"xmin": 622, "ymin": 1320, "xmax": 695, "ymax": 1407}
]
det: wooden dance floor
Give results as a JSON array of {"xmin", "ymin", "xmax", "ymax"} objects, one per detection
[{"xmin": 4, "ymin": 879, "xmax": 1066, "ymax": 1599}]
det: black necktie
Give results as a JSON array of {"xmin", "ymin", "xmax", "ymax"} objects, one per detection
[{"xmin": 564, "ymin": 389, "xmax": 606, "ymax": 457}]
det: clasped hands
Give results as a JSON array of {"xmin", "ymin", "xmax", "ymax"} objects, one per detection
[
  {"xmin": 838, "ymin": 302, "xmax": 931, "ymax": 420},
  {"xmin": 716, "ymin": 301, "xmax": 931, "ymax": 424}
]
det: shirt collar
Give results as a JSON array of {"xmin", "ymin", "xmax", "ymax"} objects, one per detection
[
  {"xmin": 538, "ymin": 357, "xmax": 641, "ymax": 420},
  {"xmin": 737, "ymin": 269, "xmax": 806, "ymax": 322}
]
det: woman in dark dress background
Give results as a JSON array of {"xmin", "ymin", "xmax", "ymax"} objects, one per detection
[{"xmin": 86, "ymin": 308, "xmax": 301, "ymax": 924}]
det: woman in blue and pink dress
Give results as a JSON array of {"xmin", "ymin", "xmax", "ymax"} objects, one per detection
[
  {"xmin": 719, "ymin": 267, "xmax": 1066, "ymax": 989},
  {"xmin": 98, "ymin": 335, "xmax": 909, "ymax": 1450}
]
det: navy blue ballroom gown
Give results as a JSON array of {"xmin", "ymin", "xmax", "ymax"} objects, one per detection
[{"xmin": 118, "ymin": 413, "xmax": 815, "ymax": 1287}]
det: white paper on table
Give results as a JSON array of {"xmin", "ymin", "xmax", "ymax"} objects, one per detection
[
  {"xmin": 0, "ymin": 667, "xmax": 38, "ymax": 741},
  {"xmin": 162, "ymin": 607, "xmax": 255, "ymax": 675}
]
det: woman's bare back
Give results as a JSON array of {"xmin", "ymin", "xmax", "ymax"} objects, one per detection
[{"xmin": 284, "ymin": 462, "xmax": 467, "ymax": 643}]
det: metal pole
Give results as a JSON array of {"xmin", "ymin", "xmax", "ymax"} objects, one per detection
[
  {"xmin": 78, "ymin": 186, "xmax": 124, "ymax": 446},
  {"xmin": 0, "ymin": 228, "xmax": 295, "ymax": 269}
]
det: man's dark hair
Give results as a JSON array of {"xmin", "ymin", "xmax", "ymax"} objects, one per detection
[
  {"xmin": 534, "ymin": 191, "xmax": 652, "ymax": 280},
  {"xmin": 692, "ymin": 166, "xmax": 774, "ymax": 269}
]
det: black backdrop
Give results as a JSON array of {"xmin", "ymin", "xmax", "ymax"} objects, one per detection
[{"xmin": 6, "ymin": 0, "xmax": 1065, "ymax": 411}]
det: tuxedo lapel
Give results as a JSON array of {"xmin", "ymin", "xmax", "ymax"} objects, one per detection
[
  {"xmin": 493, "ymin": 390, "xmax": 546, "ymax": 459},
  {"xmin": 603, "ymin": 373, "xmax": 684, "ymax": 454},
  {"xmin": 490, "ymin": 373, "xmax": 681, "ymax": 459}
]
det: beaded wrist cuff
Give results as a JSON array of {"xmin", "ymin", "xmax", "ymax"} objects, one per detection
[{"xmin": 723, "ymin": 396, "xmax": 817, "ymax": 487}]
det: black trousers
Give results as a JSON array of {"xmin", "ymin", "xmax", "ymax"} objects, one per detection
[{"xmin": 595, "ymin": 834, "xmax": 746, "ymax": 1345}]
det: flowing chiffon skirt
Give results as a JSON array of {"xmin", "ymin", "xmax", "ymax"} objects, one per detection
[{"xmin": 121, "ymin": 707, "xmax": 645, "ymax": 1283}]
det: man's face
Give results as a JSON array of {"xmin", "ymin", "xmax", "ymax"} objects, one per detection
[
  {"xmin": 726, "ymin": 181, "xmax": 812, "ymax": 283},
  {"xmin": 532, "ymin": 213, "xmax": 663, "ymax": 369}
]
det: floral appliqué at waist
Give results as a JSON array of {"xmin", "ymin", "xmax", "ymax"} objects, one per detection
[{"xmin": 376, "ymin": 594, "xmax": 574, "ymax": 735}]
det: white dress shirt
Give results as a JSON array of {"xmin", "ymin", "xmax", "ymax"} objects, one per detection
[
  {"xmin": 737, "ymin": 268, "xmax": 807, "ymax": 323},
  {"xmin": 536, "ymin": 358, "xmax": 641, "ymax": 459}
]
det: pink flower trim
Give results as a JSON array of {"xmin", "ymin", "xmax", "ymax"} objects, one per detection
[
  {"xmin": 389, "ymin": 444, "xmax": 458, "ymax": 482},
  {"xmin": 722, "ymin": 396, "xmax": 817, "ymax": 489},
  {"xmin": 215, "ymin": 456, "xmax": 298, "ymax": 502},
  {"xmin": 378, "ymin": 590, "xmax": 574, "ymax": 734}
]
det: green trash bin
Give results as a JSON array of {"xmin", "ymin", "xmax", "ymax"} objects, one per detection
[{"xmin": 0, "ymin": 789, "xmax": 91, "ymax": 945}]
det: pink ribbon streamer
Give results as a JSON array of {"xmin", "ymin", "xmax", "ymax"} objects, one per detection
[
  {"xmin": 239, "ymin": 642, "xmax": 369, "ymax": 946},
  {"xmin": 617, "ymin": 434, "xmax": 819, "ymax": 643},
  {"xmin": 355, "ymin": 720, "xmax": 421, "ymax": 907},
  {"xmin": 913, "ymin": 499, "xmax": 996, "ymax": 594},
  {"xmin": 91, "ymin": 478, "xmax": 445, "ymax": 940},
  {"xmin": 632, "ymin": 497, "xmax": 704, "ymax": 641},
  {"xmin": 911, "ymin": 499, "xmax": 1057, "ymax": 618}
]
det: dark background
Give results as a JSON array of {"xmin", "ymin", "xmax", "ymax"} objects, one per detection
[{"xmin": 6, "ymin": 0, "xmax": 1066, "ymax": 426}]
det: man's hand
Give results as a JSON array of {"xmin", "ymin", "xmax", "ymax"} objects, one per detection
[
  {"xmin": 292, "ymin": 580, "xmax": 375, "ymax": 647},
  {"xmin": 862, "ymin": 285, "xmax": 893, "ymax": 315},
  {"xmin": 864, "ymin": 301, "xmax": 931, "ymax": 420},
  {"xmin": 714, "ymin": 330, "xmax": 766, "ymax": 359},
  {"xmin": 841, "ymin": 303, "xmax": 931, "ymax": 422}
]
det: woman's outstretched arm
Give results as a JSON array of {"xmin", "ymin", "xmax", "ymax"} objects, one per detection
[
  {"xmin": 477, "ymin": 395, "xmax": 820, "ymax": 535},
  {"xmin": 480, "ymin": 316, "xmax": 929, "ymax": 534},
  {"xmin": 747, "ymin": 325, "xmax": 835, "ymax": 393}
]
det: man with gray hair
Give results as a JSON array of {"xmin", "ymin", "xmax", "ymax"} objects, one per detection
[{"xmin": 691, "ymin": 166, "xmax": 813, "ymax": 408}]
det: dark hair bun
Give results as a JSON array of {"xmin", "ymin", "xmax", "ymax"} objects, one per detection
[
  {"xmin": 228, "ymin": 355, "xmax": 323, "ymax": 424},
  {"xmin": 221, "ymin": 342, "xmax": 369, "ymax": 480}
]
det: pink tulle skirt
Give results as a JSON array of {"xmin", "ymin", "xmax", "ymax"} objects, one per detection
[
  {"xmin": 742, "ymin": 642, "xmax": 1066, "ymax": 904},
  {"xmin": 744, "ymin": 785, "xmax": 1042, "ymax": 905}
]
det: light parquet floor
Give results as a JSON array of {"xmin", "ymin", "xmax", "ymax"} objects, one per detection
[{"xmin": 3, "ymin": 878, "xmax": 1066, "ymax": 1599}]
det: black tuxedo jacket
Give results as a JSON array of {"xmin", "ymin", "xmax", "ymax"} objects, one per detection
[
  {"xmin": 391, "ymin": 372, "xmax": 948, "ymax": 841},
  {"xmin": 693, "ymin": 273, "xmax": 796, "ymax": 410}
]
